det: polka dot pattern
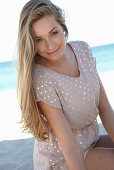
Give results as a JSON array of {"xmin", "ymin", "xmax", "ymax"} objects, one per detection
[
  {"xmin": 32, "ymin": 73, "xmax": 62, "ymax": 110},
  {"xmin": 32, "ymin": 41, "xmax": 100, "ymax": 169}
]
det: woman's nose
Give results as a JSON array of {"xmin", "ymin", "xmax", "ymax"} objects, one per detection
[{"xmin": 45, "ymin": 39, "xmax": 55, "ymax": 51}]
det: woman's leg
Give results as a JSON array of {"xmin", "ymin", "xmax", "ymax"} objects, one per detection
[
  {"xmin": 85, "ymin": 147, "xmax": 114, "ymax": 170},
  {"xmin": 85, "ymin": 135, "xmax": 114, "ymax": 170}
]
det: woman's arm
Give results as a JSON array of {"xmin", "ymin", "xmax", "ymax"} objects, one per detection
[
  {"xmin": 37, "ymin": 101, "xmax": 87, "ymax": 170},
  {"xmin": 98, "ymin": 76, "xmax": 114, "ymax": 143}
]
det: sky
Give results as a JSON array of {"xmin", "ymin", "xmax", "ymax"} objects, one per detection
[{"xmin": 0, "ymin": 0, "xmax": 114, "ymax": 62}]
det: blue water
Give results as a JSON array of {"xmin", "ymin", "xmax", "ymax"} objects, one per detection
[
  {"xmin": 0, "ymin": 61, "xmax": 17, "ymax": 91},
  {"xmin": 92, "ymin": 44, "xmax": 114, "ymax": 72},
  {"xmin": 0, "ymin": 43, "xmax": 114, "ymax": 91}
]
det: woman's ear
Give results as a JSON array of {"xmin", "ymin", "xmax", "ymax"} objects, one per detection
[{"xmin": 63, "ymin": 31, "xmax": 67, "ymax": 42}]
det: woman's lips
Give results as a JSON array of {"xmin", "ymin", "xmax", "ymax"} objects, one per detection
[{"xmin": 47, "ymin": 47, "xmax": 59, "ymax": 55}]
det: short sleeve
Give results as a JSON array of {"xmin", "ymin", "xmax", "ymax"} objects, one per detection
[
  {"xmin": 32, "ymin": 67, "xmax": 62, "ymax": 110},
  {"xmin": 81, "ymin": 41, "xmax": 97, "ymax": 69}
]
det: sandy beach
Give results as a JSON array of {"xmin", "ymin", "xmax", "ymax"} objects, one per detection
[{"xmin": 0, "ymin": 70, "xmax": 113, "ymax": 170}]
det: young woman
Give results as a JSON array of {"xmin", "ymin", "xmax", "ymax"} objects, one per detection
[{"xmin": 17, "ymin": 0, "xmax": 114, "ymax": 169}]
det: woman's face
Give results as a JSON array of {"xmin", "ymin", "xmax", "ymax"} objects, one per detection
[{"xmin": 32, "ymin": 15, "xmax": 66, "ymax": 63}]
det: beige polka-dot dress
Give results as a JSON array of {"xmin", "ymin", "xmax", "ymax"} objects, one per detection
[{"xmin": 32, "ymin": 41, "xmax": 100, "ymax": 170}]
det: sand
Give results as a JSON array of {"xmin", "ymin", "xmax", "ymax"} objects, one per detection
[{"xmin": 0, "ymin": 70, "xmax": 113, "ymax": 170}]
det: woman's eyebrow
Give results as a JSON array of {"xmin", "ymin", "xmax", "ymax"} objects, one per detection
[{"xmin": 35, "ymin": 26, "xmax": 58, "ymax": 38}]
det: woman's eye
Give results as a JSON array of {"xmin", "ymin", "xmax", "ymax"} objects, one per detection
[
  {"xmin": 52, "ymin": 31, "xmax": 58, "ymax": 36},
  {"xmin": 36, "ymin": 38, "xmax": 42, "ymax": 43}
]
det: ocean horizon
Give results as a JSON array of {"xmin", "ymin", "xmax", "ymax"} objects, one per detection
[{"xmin": 0, "ymin": 43, "xmax": 114, "ymax": 91}]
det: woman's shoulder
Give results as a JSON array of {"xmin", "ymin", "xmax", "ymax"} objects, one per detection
[
  {"xmin": 32, "ymin": 63, "xmax": 54, "ymax": 87},
  {"xmin": 32, "ymin": 64, "xmax": 47, "ymax": 81},
  {"xmin": 69, "ymin": 40, "xmax": 92, "ymax": 57},
  {"xmin": 32, "ymin": 64, "xmax": 40, "ymax": 79},
  {"xmin": 68, "ymin": 40, "xmax": 90, "ymax": 49}
]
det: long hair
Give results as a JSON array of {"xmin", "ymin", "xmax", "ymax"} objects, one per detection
[{"xmin": 17, "ymin": 0, "xmax": 68, "ymax": 141}]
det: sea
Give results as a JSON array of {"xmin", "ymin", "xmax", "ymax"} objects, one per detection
[{"xmin": 0, "ymin": 43, "xmax": 114, "ymax": 91}]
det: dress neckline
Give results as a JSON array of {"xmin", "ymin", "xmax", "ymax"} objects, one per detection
[{"xmin": 37, "ymin": 41, "xmax": 81, "ymax": 79}]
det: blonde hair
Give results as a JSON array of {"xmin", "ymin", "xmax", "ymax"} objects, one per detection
[{"xmin": 17, "ymin": 0, "xmax": 68, "ymax": 141}]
